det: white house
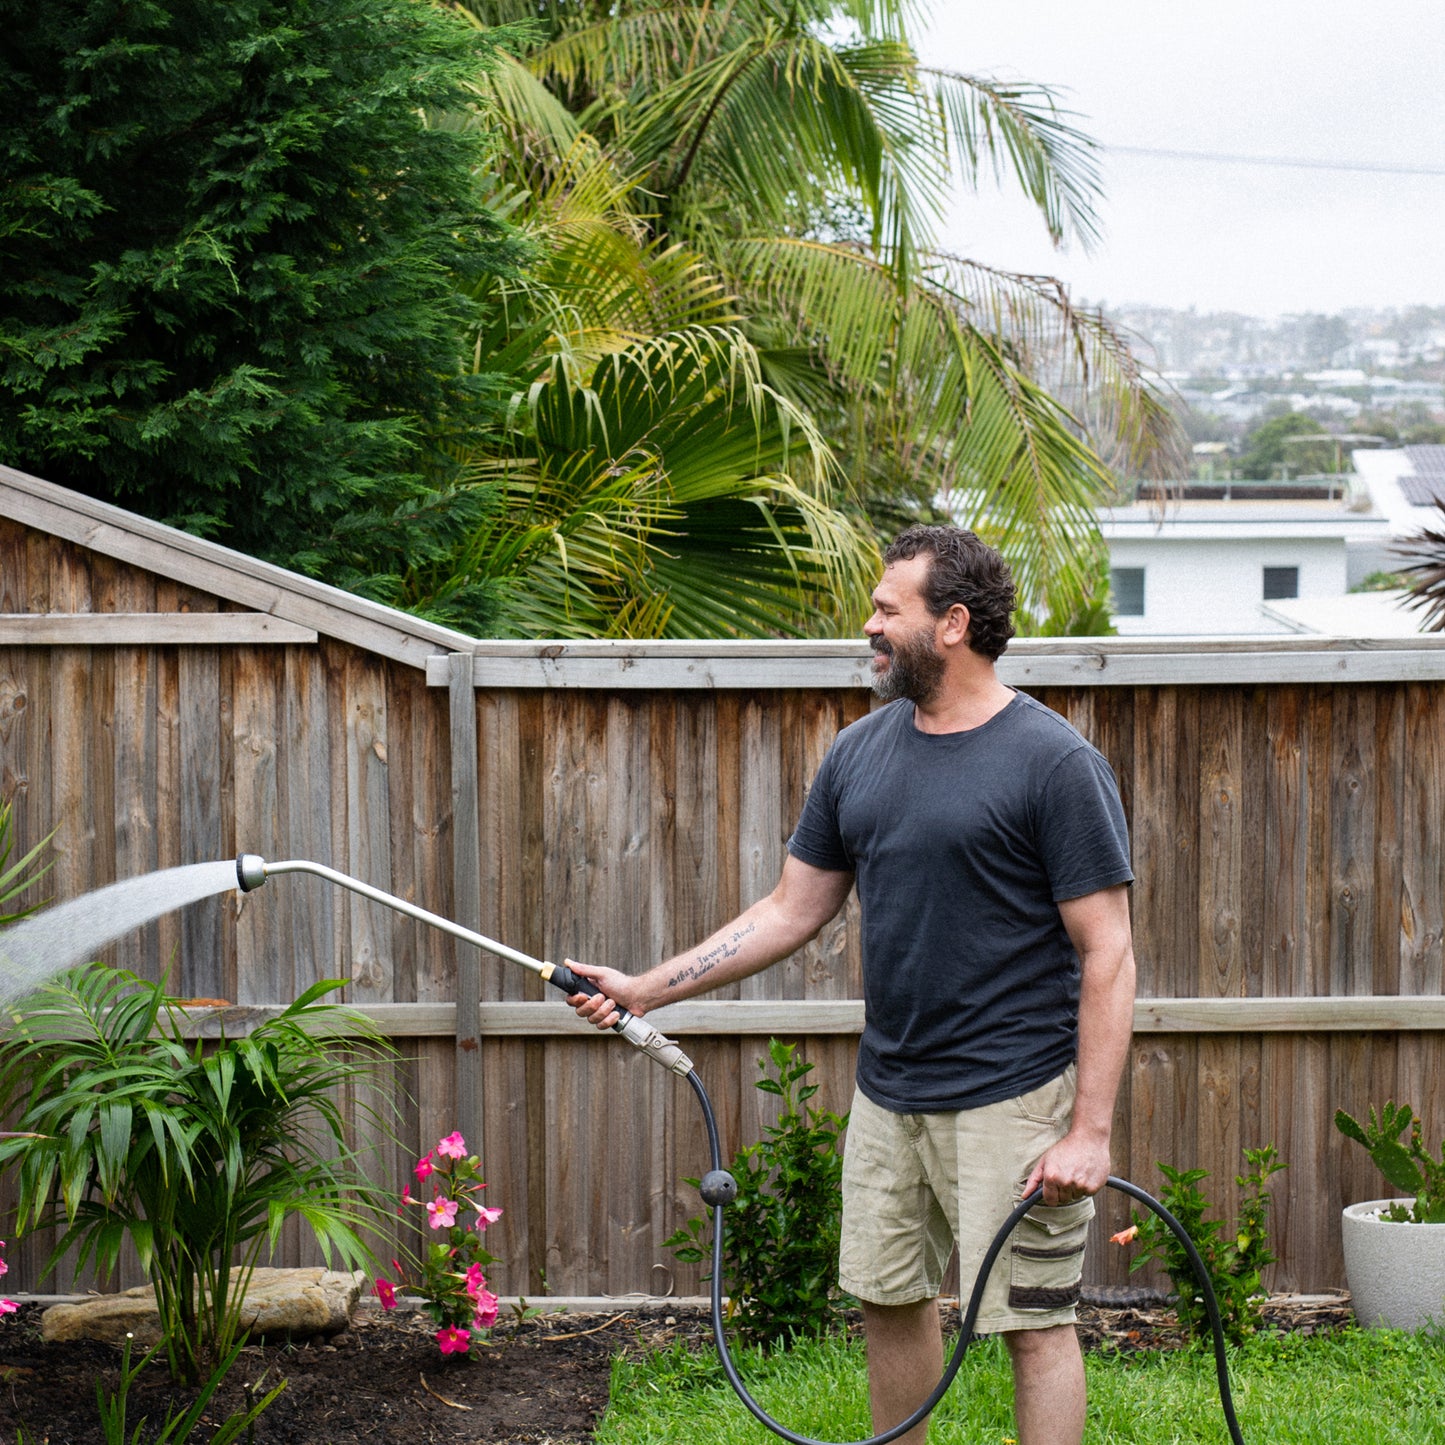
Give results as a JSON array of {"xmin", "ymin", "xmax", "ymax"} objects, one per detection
[{"xmin": 1098, "ymin": 484, "xmax": 1400, "ymax": 636}]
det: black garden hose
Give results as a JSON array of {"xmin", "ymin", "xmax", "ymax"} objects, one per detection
[
  {"xmin": 685, "ymin": 1069, "xmax": 1248, "ymax": 1445},
  {"xmin": 231, "ymin": 862, "xmax": 1246, "ymax": 1444}
]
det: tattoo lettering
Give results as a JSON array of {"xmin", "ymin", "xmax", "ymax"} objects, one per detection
[{"xmin": 665, "ymin": 922, "xmax": 757, "ymax": 990}]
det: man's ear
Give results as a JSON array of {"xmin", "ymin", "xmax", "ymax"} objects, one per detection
[{"xmin": 941, "ymin": 602, "xmax": 971, "ymax": 648}]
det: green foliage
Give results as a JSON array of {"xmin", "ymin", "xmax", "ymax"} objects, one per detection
[
  {"xmin": 0, "ymin": 0, "xmax": 529, "ymax": 626},
  {"xmin": 666, "ymin": 1039, "xmax": 850, "ymax": 1350},
  {"xmin": 1236, "ymin": 411, "xmax": 1341, "ymax": 477},
  {"xmin": 0, "ymin": 799, "xmax": 52, "ymax": 924},
  {"xmin": 467, "ymin": 326, "xmax": 879, "ymax": 637},
  {"xmin": 1351, "ymin": 570, "xmax": 1408, "ymax": 593},
  {"xmin": 0, "ymin": 963, "xmax": 400, "ymax": 1384},
  {"xmin": 1336, "ymin": 1102, "xmax": 1445, "ymax": 1224},
  {"xmin": 1125, "ymin": 1144, "xmax": 1287, "ymax": 1345},
  {"xmin": 96, "ymin": 1331, "xmax": 285, "ymax": 1445},
  {"xmin": 599, "ymin": 1318, "xmax": 1445, "ymax": 1445}
]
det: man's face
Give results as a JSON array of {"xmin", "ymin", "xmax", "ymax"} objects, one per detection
[{"xmin": 865, "ymin": 555, "xmax": 947, "ymax": 704}]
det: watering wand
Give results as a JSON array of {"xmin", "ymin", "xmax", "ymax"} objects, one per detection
[{"xmin": 233, "ymin": 855, "xmax": 694, "ymax": 1077}]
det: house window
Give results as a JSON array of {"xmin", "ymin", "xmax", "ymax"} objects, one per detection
[
  {"xmin": 1110, "ymin": 567, "xmax": 1145, "ymax": 616},
  {"xmin": 1263, "ymin": 566, "xmax": 1299, "ymax": 601}
]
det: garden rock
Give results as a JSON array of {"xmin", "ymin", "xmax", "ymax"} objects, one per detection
[{"xmin": 40, "ymin": 1267, "xmax": 367, "ymax": 1346}]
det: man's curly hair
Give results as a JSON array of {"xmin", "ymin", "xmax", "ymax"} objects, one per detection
[{"xmin": 882, "ymin": 525, "xmax": 1017, "ymax": 661}]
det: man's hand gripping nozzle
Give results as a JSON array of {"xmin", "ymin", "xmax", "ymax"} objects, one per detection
[{"xmin": 541, "ymin": 961, "xmax": 695, "ymax": 1077}]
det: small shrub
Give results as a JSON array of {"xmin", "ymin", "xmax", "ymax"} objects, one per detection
[
  {"xmin": 1118, "ymin": 1144, "xmax": 1286, "ymax": 1345},
  {"xmin": 666, "ymin": 1038, "xmax": 850, "ymax": 1350}
]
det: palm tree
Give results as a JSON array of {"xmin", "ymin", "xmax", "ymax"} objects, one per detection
[
  {"xmin": 1397, "ymin": 500, "xmax": 1445, "ymax": 632},
  {"xmin": 396, "ymin": 128, "xmax": 879, "ymax": 635},
  {"xmin": 458, "ymin": 0, "xmax": 1180, "ymax": 630}
]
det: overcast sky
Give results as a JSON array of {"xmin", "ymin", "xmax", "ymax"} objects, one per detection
[{"xmin": 916, "ymin": 1, "xmax": 1445, "ymax": 317}]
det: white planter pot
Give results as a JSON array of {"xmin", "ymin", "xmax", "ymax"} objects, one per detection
[{"xmin": 1341, "ymin": 1199, "xmax": 1445, "ymax": 1331}]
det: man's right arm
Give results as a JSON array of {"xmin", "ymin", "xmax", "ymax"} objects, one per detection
[{"xmin": 567, "ymin": 853, "xmax": 855, "ymax": 1030}]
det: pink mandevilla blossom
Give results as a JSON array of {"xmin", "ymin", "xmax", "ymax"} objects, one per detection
[
  {"xmin": 427, "ymin": 1196, "xmax": 459, "ymax": 1229},
  {"xmin": 414, "ymin": 1153, "xmax": 435, "ymax": 1183},
  {"xmin": 436, "ymin": 1131, "xmax": 467, "ymax": 1160},
  {"xmin": 436, "ymin": 1325, "xmax": 471, "ymax": 1355},
  {"xmin": 473, "ymin": 1288, "xmax": 500, "ymax": 1330},
  {"xmin": 374, "ymin": 1278, "xmax": 398, "ymax": 1310},
  {"xmin": 464, "ymin": 1262, "xmax": 487, "ymax": 1298},
  {"xmin": 470, "ymin": 1202, "xmax": 503, "ymax": 1230},
  {"xmin": 0, "ymin": 1300, "xmax": 17, "ymax": 1317}
]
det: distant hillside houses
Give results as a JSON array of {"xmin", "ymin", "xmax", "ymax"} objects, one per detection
[
  {"xmin": 1097, "ymin": 450, "xmax": 1445, "ymax": 637},
  {"xmin": 1173, "ymin": 376, "xmax": 1443, "ymax": 426}
]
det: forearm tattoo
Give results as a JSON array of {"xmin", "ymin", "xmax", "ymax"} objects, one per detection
[{"xmin": 666, "ymin": 922, "xmax": 757, "ymax": 990}]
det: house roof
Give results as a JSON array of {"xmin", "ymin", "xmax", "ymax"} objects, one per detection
[
  {"xmin": 1099, "ymin": 496, "xmax": 1389, "ymax": 542},
  {"xmin": 0, "ymin": 464, "xmax": 479, "ymax": 671},
  {"xmin": 1399, "ymin": 445, "xmax": 1445, "ymax": 507}
]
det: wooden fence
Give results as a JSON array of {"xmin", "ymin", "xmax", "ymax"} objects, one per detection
[{"xmin": 3, "ymin": 503, "xmax": 1445, "ymax": 1299}]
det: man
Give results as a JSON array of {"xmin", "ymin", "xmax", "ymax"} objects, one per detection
[{"xmin": 569, "ymin": 524, "xmax": 1136, "ymax": 1445}]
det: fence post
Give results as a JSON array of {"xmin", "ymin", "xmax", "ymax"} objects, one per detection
[{"xmin": 448, "ymin": 651, "xmax": 483, "ymax": 1156}]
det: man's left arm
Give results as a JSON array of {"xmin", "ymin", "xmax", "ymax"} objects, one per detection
[{"xmin": 1025, "ymin": 884, "xmax": 1136, "ymax": 1207}]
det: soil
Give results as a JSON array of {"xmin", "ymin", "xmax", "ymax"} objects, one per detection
[{"xmin": 0, "ymin": 1292, "xmax": 1355, "ymax": 1445}]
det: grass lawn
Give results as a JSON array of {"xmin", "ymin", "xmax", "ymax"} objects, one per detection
[{"xmin": 596, "ymin": 1325, "xmax": 1445, "ymax": 1444}]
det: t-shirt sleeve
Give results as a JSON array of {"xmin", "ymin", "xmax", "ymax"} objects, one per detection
[
  {"xmin": 1037, "ymin": 745, "xmax": 1134, "ymax": 901},
  {"xmin": 786, "ymin": 747, "xmax": 855, "ymax": 873}
]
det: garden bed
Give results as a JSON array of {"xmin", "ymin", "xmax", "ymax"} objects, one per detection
[{"xmin": 0, "ymin": 1294, "xmax": 1355, "ymax": 1444}]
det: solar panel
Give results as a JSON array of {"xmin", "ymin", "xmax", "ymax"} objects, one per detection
[{"xmin": 1401, "ymin": 447, "xmax": 1445, "ymax": 506}]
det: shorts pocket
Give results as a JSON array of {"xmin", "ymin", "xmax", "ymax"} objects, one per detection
[
  {"xmin": 1009, "ymin": 1067, "xmax": 1075, "ymax": 1126},
  {"xmin": 1007, "ymin": 1197, "xmax": 1092, "ymax": 1312}
]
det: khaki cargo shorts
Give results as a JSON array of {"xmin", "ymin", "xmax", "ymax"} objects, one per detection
[{"xmin": 838, "ymin": 1066, "xmax": 1092, "ymax": 1333}]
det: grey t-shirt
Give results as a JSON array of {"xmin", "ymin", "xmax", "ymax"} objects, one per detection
[{"xmin": 787, "ymin": 691, "xmax": 1133, "ymax": 1112}]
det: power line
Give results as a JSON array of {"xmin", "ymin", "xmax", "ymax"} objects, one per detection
[{"xmin": 1105, "ymin": 143, "xmax": 1445, "ymax": 178}]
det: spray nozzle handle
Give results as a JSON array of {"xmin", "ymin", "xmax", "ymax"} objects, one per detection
[
  {"xmin": 545, "ymin": 961, "xmax": 598, "ymax": 999},
  {"xmin": 544, "ymin": 960, "xmax": 695, "ymax": 1077}
]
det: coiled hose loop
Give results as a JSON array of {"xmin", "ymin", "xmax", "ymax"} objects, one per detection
[{"xmin": 686, "ymin": 1070, "xmax": 1246, "ymax": 1445}]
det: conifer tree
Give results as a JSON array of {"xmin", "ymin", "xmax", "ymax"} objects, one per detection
[{"xmin": 0, "ymin": 0, "xmax": 527, "ymax": 625}]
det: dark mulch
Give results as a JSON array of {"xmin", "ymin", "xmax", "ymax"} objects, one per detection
[{"xmin": 0, "ymin": 1293, "xmax": 1355, "ymax": 1444}]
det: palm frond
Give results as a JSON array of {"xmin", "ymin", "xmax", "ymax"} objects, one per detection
[
  {"xmin": 1396, "ymin": 501, "xmax": 1445, "ymax": 632},
  {"xmin": 455, "ymin": 327, "xmax": 877, "ymax": 636},
  {"xmin": 924, "ymin": 68, "xmax": 1103, "ymax": 249}
]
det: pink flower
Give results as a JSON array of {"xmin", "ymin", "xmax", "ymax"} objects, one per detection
[
  {"xmin": 374, "ymin": 1278, "xmax": 397, "ymax": 1310},
  {"xmin": 473, "ymin": 1288, "xmax": 499, "ymax": 1330},
  {"xmin": 470, "ymin": 1202, "xmax": 503, "ymax": 1230},
  {"xmin": 0, "ymin": 1300, "xmax": 17, "ymax": 1317},
  {"xmin": 426, "ymin": 1196, "xmax": 459, "ymax": 1229},
  {"xmin": 436, "ymin": 1132, "xmax": 467, "ymax": 1160},
  {"xmin": 414, "ymin": 1153, "xmax": 435, "ymax": 1183},
  {"xmin": 0, "ymin": 1257, "xmax": 7, "ymax": 1279},
  {"xmin": 1110, "ymin": 1225, "xmax": 1140, "ymax": 1246},
  {"xmin": 464, "ymin": 1262, "xmax": 487, "ymax": 1298},
  {"xmin": 436, "ymin": 1325, "xmax": 471, "ymax": 1355}
]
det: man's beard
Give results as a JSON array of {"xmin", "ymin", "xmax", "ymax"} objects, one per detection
[{"xmin": 870, "ymin": 626, "xmax": 945, "ymax": 703}]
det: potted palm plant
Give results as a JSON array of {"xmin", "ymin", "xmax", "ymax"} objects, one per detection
[{"xmin": 1335, "ymin": 1102, "xmax": 1445, "ymax": 1330}]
